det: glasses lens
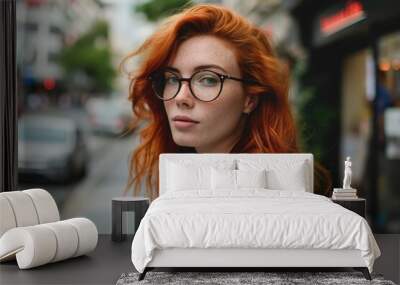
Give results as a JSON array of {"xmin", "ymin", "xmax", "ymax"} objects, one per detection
[
  {"xmin": 191, "ymin": 71, "xmax": 222, "ymax": 101},
  {"xmin": 151, "ymin": 71, "xmax": 180, "ymax": 100}
]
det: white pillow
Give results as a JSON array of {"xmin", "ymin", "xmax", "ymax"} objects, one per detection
[
  {"xmin": 266, "ymin": 163, "xmax": 307, "ymax": 191},
  {"xmin": 211, "ymin": 168, "xmax": 267, "ymax": 190},
  {"xmin": 167, "ymin": 162, "xmax": 210, "ymax": 191},
  {"xmin": 211, "ymin": 168, "xmax": 236, "ymax": 190},
  {"xmin": 166, "ymin": 160, "xmax": 236, "ymax": 192},
  {"xmin": 236, "ymin": 169, "xmax": 267, "ymax": 188},
  {"xmin": 237, "ymin": 159, "xmax": 309, "ymax": 191}
]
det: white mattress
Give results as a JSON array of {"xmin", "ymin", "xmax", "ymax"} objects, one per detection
[{"xmin": 131, "ymin": 189, "xmax": 381, "ymax": 273}]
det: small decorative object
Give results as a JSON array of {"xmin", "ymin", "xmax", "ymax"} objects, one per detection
[
  {"xmin": 343, "ymin": 156, "xmax": 353, "ymax": 189},
  {"xmin": 332, "ymin": 156, "xmax": 358, "ymax": 199}
]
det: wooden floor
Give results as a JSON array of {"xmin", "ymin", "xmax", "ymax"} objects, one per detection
[{"xmin": 0, "ymin": 234, "xmax": 399, "ymax": 284}]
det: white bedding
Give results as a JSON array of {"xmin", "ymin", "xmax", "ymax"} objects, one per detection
[{"xmin": 131, "ymin": 189, "xmax": 381, "ymax": 273}]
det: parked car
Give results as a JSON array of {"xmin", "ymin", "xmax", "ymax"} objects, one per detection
[
  {"xmin": 86, "ymin": 97, "xmax": 134, "ymax": 136},
  {"xmin": 18, "ymin": 112, "xmax": 90, "ymax": 183}
]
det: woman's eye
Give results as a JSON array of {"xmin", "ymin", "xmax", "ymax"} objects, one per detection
[
  {"xmin": 165, "ymin": 77, "xmax": 179, "ymax": 85},
  {"xmin": 198, "ymin": 76, "xmax": 218, "ymax": 86}
]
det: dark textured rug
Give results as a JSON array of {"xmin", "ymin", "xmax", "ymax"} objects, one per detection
[{"xmin": 116, "ymin": 271, "xmax": 396, "ymax": 285}]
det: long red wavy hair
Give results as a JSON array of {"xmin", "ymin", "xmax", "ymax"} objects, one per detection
[{"xmin": 121, "ymin": 4, "xmax": 331, "ymax": 201}]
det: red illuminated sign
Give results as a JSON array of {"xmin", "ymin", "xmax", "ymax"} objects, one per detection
[
  {"xmin": 26, "ymin": 0, "xmax": 46, "ymax": 6},
  {"xmin": 43, "ymin": 78, "xmax": 56, "ymax": 91},
  {"xmin": 320, "ymin": 1, "xmax": 366, "ymax": 35}
]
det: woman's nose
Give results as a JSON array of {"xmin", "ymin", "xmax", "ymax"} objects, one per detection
[{"xmin": 175, "ymin": 81, "xmax": 194, "ymax": 108}]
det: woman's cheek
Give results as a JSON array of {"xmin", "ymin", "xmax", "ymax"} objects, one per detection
[{"xmin": 163, "ymin": 102, "xmax": 172, "ymax": 118}]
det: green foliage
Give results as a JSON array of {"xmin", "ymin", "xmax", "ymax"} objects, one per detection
[
  {"xmin": 135, "ymin": 0, "xmax": 193, "ymax": 22},
  {"xmin": 295, "ymin": 61, "xmax": 338, "ymax": 164},
  {"xmin": 58, "ymin": 20, "xmax": 115, "ymax": 92},
  {"xmin": 294, "ymin": 60, "xmax": 339, "ymax": 195}
]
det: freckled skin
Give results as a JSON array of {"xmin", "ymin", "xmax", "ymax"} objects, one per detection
[{"xmin": 163, "ymin": 35, "xmax": 257, "ymax": 153}]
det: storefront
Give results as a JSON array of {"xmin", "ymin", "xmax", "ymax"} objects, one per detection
[{"xmin": 292, "ymin": 0, "xmax": 400, "ymax": 233}]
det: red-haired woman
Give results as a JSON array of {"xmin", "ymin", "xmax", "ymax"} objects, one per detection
[{"xmin": 122, "ymin": 4, "xmax": 331, "ymax": 200}]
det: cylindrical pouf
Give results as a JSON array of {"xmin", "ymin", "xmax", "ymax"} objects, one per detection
[
  {"xmin": 0, "ymin": 195, "xmax": 17, "ymax": 237},
  {"xmin": 64, "ymin": 218, "xmax": 98, "ymax": 257},
  {"xmin": 0, "ymin": 226, "xmax": 57, "ymax": 269},
  {"xmin": 23, "ymin": 189, "xmax": 60, "ymax": 224},
  {"xmin": 42, "ymin": 221, "xmax": 79, "ymax": 262},
  {"xmin": 0, "ymin": 218, "xmax": 98, "ymax": 269},
  {"xmin": 0, "ymin": 191, "xmax": 39, "ymax": 227}
]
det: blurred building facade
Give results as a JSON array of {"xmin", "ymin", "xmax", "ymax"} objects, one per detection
[
  {"xmin": 223, "ymin": 0, "xmax": 306, "ymax": 105},
  {"xmin": 17, "ymin": 0, "xmax": 68, "ymax": 83},
  {"xmin": 225, "ymin": 0, "xmax": 400, "ymax": 234},
  {"xmin": 291, "ymin": 0, "xmax": 400, "ymax": 233},
  {"xmin": 100, "ymin": 0, "xmax": 155, "ymax": 98},
  {"xmin": 16, "ymin": 0, "xmax": 105, "ymax": 113}
]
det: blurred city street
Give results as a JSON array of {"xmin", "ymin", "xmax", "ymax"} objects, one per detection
[
  {"xmin": 13, "ymin": 0, "xmax": 400, "ymax": 235},
  {"xmin": 18, "ymin": 123, "xmax": 140, "ymax": 234},
  {"xmin": 60, "ymin": 130, "xmax": 138, "ymax": 234},
  {"xmin": 2, "ymin": 0, "xmax": 400, "ymax": 284}
]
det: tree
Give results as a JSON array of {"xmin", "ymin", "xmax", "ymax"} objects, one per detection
[
  {"xmin": 59, "ymin": 20, "xmax": 116, "ymax": 93},
  {"xmin": 135, "ymin": 0, "xmax": 192, "ymax": 22}
]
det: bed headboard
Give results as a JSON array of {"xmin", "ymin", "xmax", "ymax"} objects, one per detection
[{"xmin": 159, "ymin": 153, "xmax": 314, "ymax": 195}]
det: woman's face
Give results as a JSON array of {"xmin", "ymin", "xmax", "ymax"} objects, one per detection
[{"xmin": 163, "ymin": 35, "xmax": 257, "ymax": 153}]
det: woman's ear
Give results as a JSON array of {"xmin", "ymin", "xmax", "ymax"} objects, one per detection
[{"xmin": 243, "ymin": 95, "xmax": 259, "ymax": 114}]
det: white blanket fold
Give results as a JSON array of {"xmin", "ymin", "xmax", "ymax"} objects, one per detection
[{"xmin": 131, "ymin": 189, "xmax": 381, "ymax": 273}]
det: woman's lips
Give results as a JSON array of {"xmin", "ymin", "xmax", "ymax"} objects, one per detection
[{"xmin": 172, "ymin": 120, "xmax": 199, "ymax": 129}]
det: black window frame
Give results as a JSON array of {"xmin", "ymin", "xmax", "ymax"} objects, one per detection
[{"xmin": 0, "ymin": 0, "xmax": 17, "ymax": 192}]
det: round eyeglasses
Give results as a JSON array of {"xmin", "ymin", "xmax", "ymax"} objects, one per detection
[{"xmin": 148, "ymin": 69, "xmax": 257, "ymax": 102}]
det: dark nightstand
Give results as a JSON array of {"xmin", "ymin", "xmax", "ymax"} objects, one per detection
[
  {"xmin": 112, "ymin": 197, "xmax": 149, "ymax": 242},
  {"xmin": 331, "ymin": 198, "xmax": 366, "ymax": 218}
]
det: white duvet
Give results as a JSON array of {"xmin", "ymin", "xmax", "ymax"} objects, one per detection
[{"xmin": 131, "ymin": 189, "xmax": 381, "ymax": 273}]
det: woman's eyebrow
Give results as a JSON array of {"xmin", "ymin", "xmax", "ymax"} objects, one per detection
[
  {"xmin": 164, "ymin": 64, "xmax": 227, "ymax": 74},
  {"xmin": 193, "ymin": 65, "xmax": 227, "ymax": 73}
]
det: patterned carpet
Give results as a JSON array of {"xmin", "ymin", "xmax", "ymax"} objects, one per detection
[{"xmin": 116, "ymin": 271, "xmax": 396, "ymax": 285}]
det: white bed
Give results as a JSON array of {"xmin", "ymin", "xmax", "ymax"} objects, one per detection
[{"xmin": 131, "ymin": 153, "xmax": 381, "ymax": 281}]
